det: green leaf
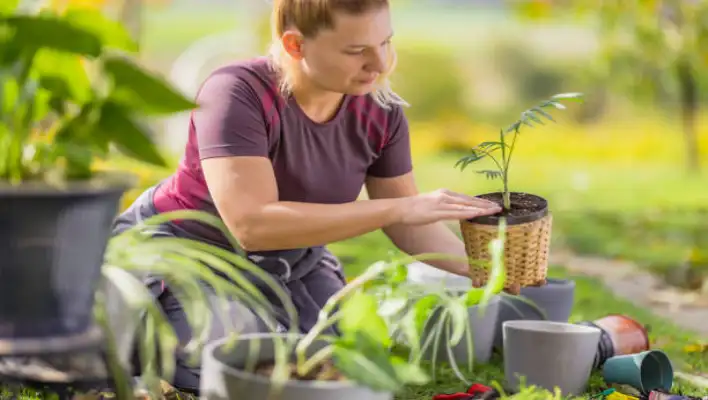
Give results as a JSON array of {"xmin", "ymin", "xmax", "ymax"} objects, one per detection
[
  {"xmin": 103, "ymin": 55, "xmax": 197, "ymax": 115},
  {"xmin": 59, "ymin": 142, "xmax": 94, "ymax": 179},
  {"xmin": 504, "ymin": 121, "xmax": 521, "ymax": 134},
  {"xmin": 454, "ymin": 150, "xmax": 487, "ymax": 171},
  {"xmin": 332, "ymin": 332, "xmax": 401, "ymax": 392},
  {"xmin": 34, "ymin": 49, "xmax": 92, "ymax": 103},
  {"xmin": 532, "ymin": 107, "xmax": 555, "ymax": 122},
  {"xmin": 391, "ymin": 356, "xmax": 429, "ymax": 386},
  {"xmin": 476, "ymin": 170, "xmax": 502, "ymax": 180},
  {"xmin": 62, "ymin": 8, "xmax": 138, "ymax": 52},
  {"xmin": 39, "ymin": 76, "xmax": 73, "ymax": 100},
  {"xmin": 30, "ymin": 85, "xmax": 51, "ymax": 124},
  {"xmin": 412, "ymin": 294, "xmax": 439, "ymax": 332},
  {"xmin": 523, "ymin": 110, "xmax": 544, "ymax": 125},
  {"xmin": 551, "ymin": 92, "xmax": 584, "ymax": 101},
  {"xmin": 381, "ymin": 261, "xmax": 407, "ymax": 285},
  {"xmin": 445, "ymin": 298, "xmax": 468, "ymax": 345},
  {"xmin": 338, "ymin": 291, "xmax": 391, "ymax": 347},
  {"xmin": 549, "ymin": 101, "xmax": 566, "ymax": 110},
  {"xmin": 399, "ymin": 308, "xmax": 421, "ymax": 353},
  {"xmin": 0, "ymin": 0, "xmax": 19, "ymax": 15},
  {"xmin": 3, "ymin": 15, "xmax": 102, "ymax": 57},
  {"xmin": 0, "ymin": 72, "xmax": 18, "ymax": 117},
  {"xmin": 95, "ymin": 101, "xmax": 167, "ymax": 167},
  {"xmin": 485, "ymin": 219, "xmax": 508, "ymax": 298},
  {"xmin": 475, "ymin": 141, "xmax": 503, "ymax": 149},
  {"xmin": 378, "ymin": 297, "xmax": 408, "ymax": 317},
  {"xmin": 465, "ymin": 288, "xmax": 485, "ymax": 306}
]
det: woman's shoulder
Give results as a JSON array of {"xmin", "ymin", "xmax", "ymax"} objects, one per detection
[
  {"xmin": 194, "ymin": 56, "xmax": 283, "ymax": 122},
  {"xmin": 198, "ymin": 56, "xmax": 280, "ymax": 101}
]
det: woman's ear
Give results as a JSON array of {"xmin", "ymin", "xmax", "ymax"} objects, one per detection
[{"xmin": 281, "ymin": 30, "xmax": 305, "ymax": 60}]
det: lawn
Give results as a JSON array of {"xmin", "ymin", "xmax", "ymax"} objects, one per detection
[{"xmin": 330, "ymin": 231, "xmax": 708, "ymax": 399}]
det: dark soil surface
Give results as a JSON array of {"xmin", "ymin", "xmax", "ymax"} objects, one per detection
[
  {"xmin": 468, "ymin": 192, "xmax": 548, "ymax": 225},
  {"xmin": 477, "ymin": 192, "xmax": 547, "ymax": 218},
  {"xmin": 254, "ymin": 360, "xmax": 347, "ymax": 382}
]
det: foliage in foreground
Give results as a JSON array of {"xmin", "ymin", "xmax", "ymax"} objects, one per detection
[
  {"xmin": 0, "ymin": 2, "xmax": 194, "ymax": 183},
  {"xmin": 98, "ymin": 208, "xmax": 509, "ymax": 397}
]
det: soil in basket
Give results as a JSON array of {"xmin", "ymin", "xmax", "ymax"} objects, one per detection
[
  {"xmin": 255, "ymin": 360, "xmax": 347, "ymax": 382},
  {"xmin": 477, "ymin": 192, "xmax": 545, "ymax": 218}
]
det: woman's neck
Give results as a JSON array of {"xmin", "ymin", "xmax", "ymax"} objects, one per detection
[{"xmin": 291, "ymin": 81, "xmax": 345, "ymax": 124}]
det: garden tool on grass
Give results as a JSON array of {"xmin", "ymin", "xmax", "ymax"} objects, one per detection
[
  {"xmin": 432, "ymin": 383, "xmax": 499, "ymax": 400},
  {"xmin": 645, "ymin": 389, "xmax": 706, "ymax": 400}
]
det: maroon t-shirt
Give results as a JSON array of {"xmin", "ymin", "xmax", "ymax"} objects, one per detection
[{"xmin": 152, "ymin": 56, "xmax": 412, "ymax": 250}]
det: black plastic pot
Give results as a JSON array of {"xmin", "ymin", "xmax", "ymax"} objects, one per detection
[{"xmin": 0, "ymin": 175, "xmax": 132, "ymax": 339}]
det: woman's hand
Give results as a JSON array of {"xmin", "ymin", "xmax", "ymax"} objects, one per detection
[{"xmin": 396, "ymin": 189, "xmax": 502, "ymax": 226}]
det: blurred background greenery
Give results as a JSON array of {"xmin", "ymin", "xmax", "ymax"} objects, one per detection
[{"xmin": 78, "ymin": 0, "xmax": 707, "ymax": 289}]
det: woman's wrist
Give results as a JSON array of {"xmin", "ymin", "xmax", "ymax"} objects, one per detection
[{"xmin": 384, "ymin": 197, "xmax": 408, "ymax": 226}]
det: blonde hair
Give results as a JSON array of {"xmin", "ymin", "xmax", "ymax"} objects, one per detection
[{"xmin": 267, "ymin": 0, "xmax": 408, "ymax": 109}]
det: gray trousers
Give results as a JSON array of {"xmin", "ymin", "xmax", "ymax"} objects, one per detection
[{"xmin": 108, "ymin": 185, "xmax": 346, "ymax": 392}]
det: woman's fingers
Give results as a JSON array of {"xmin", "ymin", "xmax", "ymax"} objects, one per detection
[
  {"xmin": 437, "ymin": 204, "xmax": 499, "ymax": 220},
  {"xmin": 441, "ymin": 190, "xmax": 501, "ymax": 210}
]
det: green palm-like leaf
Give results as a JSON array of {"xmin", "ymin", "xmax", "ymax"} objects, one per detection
[{"xmin": 477, "ymin": 169, "xmax": 503, "ymax": 180}]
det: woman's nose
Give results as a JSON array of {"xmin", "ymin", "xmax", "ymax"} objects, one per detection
[{"xmin": 366, "ymin": 47, "xmax": 387, "ymax": 73}]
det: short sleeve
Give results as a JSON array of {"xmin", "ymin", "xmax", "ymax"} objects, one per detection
[
  {"xmin": 366, "ymin": 105, "xmax": 413, "ymax": 178},
  {"xmin": 192, "ymin": 67, "xmax": 269, "ymax": 160}
]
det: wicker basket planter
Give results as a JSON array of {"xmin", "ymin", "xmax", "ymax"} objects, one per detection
[{"xmin": 460, "ymin": 192, "xmax": 552, "ymax": 294}]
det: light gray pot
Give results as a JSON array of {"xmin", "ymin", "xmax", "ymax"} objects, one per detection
[
  {"xmin": 493, "ymin": 278, "xmax": 576, "ymax": 351},
  {"xmin": 421, "ymin": 295, "xmax": 501, "ymax": 366},
  {"xmin": 102, "ymin": 277, "xmax": 141, "ymax": 371},
  {"xmin": 503, "ymin": 320, "xmax": 601, "ymax": 396},
  {"xmin": 200, "ymin": 333, "xmax": 393, "ymax": 400}
]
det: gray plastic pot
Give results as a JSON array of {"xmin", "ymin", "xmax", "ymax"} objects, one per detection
[
  {"xmin": 403, "ymin": 262, "xmax": 501, "ymax": 364},
  {"xmin": 503, "ymin": 320, "xmax": 601, "ymax": 396},
  {"xmin": 493, "ymin": 278, "xmax": 576, "ymax": 351},
  {"xmin": 421, "ymin": 294, "xmax": 501, "ymax": 366},
  {"xmin": 200, "ymin": 333, "xmax": 393, "ymax": 400}
]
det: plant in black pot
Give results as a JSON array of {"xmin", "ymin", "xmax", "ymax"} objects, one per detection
[
  {"xmin": 455, "ymin": 93, "xmax": 583, "ymax": 294},
  {"xmin": 200, "ymin": 222, "xmax": 509, "ymax": 400},
  {"xmin": 0, "ymin": 3, "xmax": 196, "ymax": 341}
]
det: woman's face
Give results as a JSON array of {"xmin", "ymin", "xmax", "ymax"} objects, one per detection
[{"xmin": 282, "ymin": 6, "xmax": 394, "ymax": 96}]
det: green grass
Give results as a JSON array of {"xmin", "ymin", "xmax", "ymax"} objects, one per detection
[{"xmin": 330, "ymin": 231, "xmax": 708, "ymax": 399}]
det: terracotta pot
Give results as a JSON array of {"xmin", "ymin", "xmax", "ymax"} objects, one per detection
[{"xmin": 576, "ymin": 314, "xmax": 650, "ymax": 368}]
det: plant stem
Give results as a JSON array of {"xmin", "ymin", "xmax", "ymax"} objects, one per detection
[
  {"xmin": 295, "ymin": 262, "xmax": 387, "ymax": 368},
  {"xmin": 297, "ymin": 346, "xmax": 334, "ymax": 378},
  {"xmin": 499, "ymin": 130, "xmax": 511, "ymax": 210}
]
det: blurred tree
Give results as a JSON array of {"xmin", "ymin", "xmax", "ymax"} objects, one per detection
[
  {"xmin": 513, "ymin": 0, "xmax": 708, "ymax": 173},
  {"xmin": 119, "ymin": 0, "xmax": 142, "ymax": 45},
  {"xmin": 44, "ymin": 0, "xmax": 171, "ymax": 48},
  {"xmin": 391, "ymin": 46, "xmax": 468, "ymax": 122}
]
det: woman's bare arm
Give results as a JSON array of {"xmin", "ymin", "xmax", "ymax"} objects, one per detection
[
  {"xmin": 202, "ymin": 156, "xmax": 404, "ymax": 251},
  {"xmin": 366, "ymin": 172, "xmax": 499, "ymax": 277}
]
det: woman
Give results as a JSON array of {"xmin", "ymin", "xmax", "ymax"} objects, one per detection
[{"xmin": 112, "ymin": 0, "xmax": 501, "ymax": 391}]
